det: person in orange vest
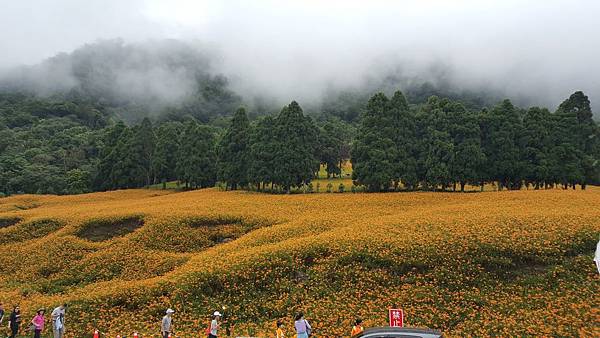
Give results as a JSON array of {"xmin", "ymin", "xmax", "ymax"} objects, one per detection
[
  {"xmin": 276, "ymin": 320, "xmax": 285, "ymax": 338},
  {"xmin": 350, "ymin": 318, "xmax": 364, "ymax": 337}
]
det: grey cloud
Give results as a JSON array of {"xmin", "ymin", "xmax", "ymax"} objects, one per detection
[{"xmin": 0, "ymin": 0, "xmax": 598, "ymax": 112}]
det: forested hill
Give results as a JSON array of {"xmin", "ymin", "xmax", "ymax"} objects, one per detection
[
  {"xmin": 0, "ymin": 39, "xmax": 243, "ymax": 124},
  {"xmin": 0, "ymin": 41, "xmax": 598, "ymax": 196},
  {"xmin": 0, "ymin": 39, "xmax": 513, "ymax": 124},
  {"xmin": 1, "ymin": 86, "xmax": 598, "ymax": 196},
  {"xmin": 0, "ymin": 93, "xmax": 109, "ymax": 195}
]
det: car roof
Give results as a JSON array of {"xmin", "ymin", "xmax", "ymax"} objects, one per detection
[{"xmin": 356, "ymin": 327, "xmax": 443, "ymax": 338}]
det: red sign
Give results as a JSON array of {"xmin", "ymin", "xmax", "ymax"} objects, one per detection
[{"xmin": 389, "ymin": 308, "xmax": 404, "ymax": 327}]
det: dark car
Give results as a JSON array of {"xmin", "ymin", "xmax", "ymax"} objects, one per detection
[{"xmin": 354, "ymin": 327, "xmax": 443, "ymax": 338}]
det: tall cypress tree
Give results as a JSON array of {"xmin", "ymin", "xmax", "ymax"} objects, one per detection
[
  {"xmin": 482, "ymin": 99, "xmax": 523, "ymax": 190},
  {"xmin": 153, "ymin": 122, "xmax": 181, "ymax": 187},
  {"xmin": 217, "ymin": 107, "xmax": 250, "ymax": 190},
  {"xmin": 248, "ymin": 116, "xmax": 277, "ymax": 191},
  {"xmin": 554, "ymin": 91, "xmax": 598, "ymax": 189},
  {"xmin": 318, "ymin": 122, "xmax": 343, "ymax": 178},
  {"xmin": 273, "ymin": 101, "xmax": 319, "ymax": 192},
  {"xmin": 111, "ymin": 127, "xmax": 137, "ymax": 189},
  {"xmin": 351, "ymin": 92, "xmax": 396, "ymax": 191},
  {"xmin": 129, "ymin": 117, "xmax": 156, "ymax": 186},
  {"xmin": 421, "ymin": 97, "xmax": 454, "ymax": 191},
  {"xmin": 522, "ymin": 107, "xmax": 552, "ymax": 189},
  {"xmin": 447, "ymin": 102, "xmax": 485, "ymax": 192},
  {"xmin": 389, "ymin": 90, "xmax": 418, "ymax": 190},
  {"xmin": 95, "ymin": 121, "xmax": 128, "ymax": 190},
  {"xmin": 176, "ymin": 121, "xmax": 217, "ymax": 188}
]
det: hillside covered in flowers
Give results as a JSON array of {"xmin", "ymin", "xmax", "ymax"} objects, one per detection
[{"xmin": 0, "ymin": 188, "xmax": 598, "ymax": 337}]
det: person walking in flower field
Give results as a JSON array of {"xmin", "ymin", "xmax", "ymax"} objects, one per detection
[
  {"xmin": 207, "ymin": 311, "xmax": 221, "ymax": 338},
  {"xmin": 161, "ymin": 308, "xmax": 175, "ymax": 338},
  {"xmin": 350, "ymin": 318, "xmax": 364, "ymax": 337},
  {"xmin": 30, "ymin": 308, "xmax": 45, "ymax": 338},
  {"xmin": 276, "ymin": 319, "xmax": 285, "ymax": 338},
  {"xmin": 51, "ymin": 303, "xmax": 67, "ymax": 338},
  {"xmin": 294, "ymin": 312, "xmax": 311, "ymax": 338},
  {"xmin": 8, "ymin": 305, "xmax": 21, "ymax": 338},
  {"xmin": 0, "ymin": 303, "xmax": 4, "ymax": 336}
]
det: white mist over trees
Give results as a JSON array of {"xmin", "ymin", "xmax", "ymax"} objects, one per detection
[{"xmin": 0, "ymin": 0, "xmax": 599, "ymax": 117}]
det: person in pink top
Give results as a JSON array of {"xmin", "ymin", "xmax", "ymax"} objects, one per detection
[{"xmin": 31, "ymin": 308, "xmax": 45, "ymax": 338}]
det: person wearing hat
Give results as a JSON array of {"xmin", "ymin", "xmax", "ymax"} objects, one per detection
[
  {"xmin": 51, "ymin": 303, "xmax": 67, "ymax": 338},
  {"xmin": 208, "ymin": 311, "xmax": 221, "ymax": 338},
  {"xmin": 31, "ymin": 308, "xmax": 46, "ymax": 338},
  {"xmin": 161, "ymin": 308, "xmax": 175, "ymax": 338}
]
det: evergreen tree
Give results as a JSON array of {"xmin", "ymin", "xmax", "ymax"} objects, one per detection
[
  {"xmin": 554, "ymin": 91, "xmax": 598, "ymax": 189},
  {"xmin": 272, "ymin": 101, "xmax": 319, "ymax": 192},
  {"xmin": 318, "ymin": 122, "xmax": 343, "ymax": 178},
  {"xmin": 389, "ymin": 90, "xmax": 418, "ymax": 189},
  {"xmin": 522, "ymin": 107, "xmax": 552, "ymax": 189},
  {"xmin": 420, "ymin": 97, "xmax": 454, "ymax": 190},
  {"xmin": 176, "ymin": 121, "xmax": 217, "ymax": 188},
  {"xmin": 129, "ymin": 117, "xmax": 156, "ymax": 186},
  {"xmin": 153, "ymin": 122, "xmax": 181, "ymax": 187},
  {"xmin": 447, "ymin": 102, "xmax": 485, "ymax": 191},
  {"xmin": 481, "ymin": 99, "xmax": 524, "ymax": 190},
  {"xmin": 110, "ymin": 127, "xmax": 137, "ymax": 189},
  {"xmin": 94, "ymin": 121, "xmax": 128, "ymax": 190},
  {"xmin": 248, "ymin": 116, "xmax": 278, "ymax": 191},
  {"xmin": 351, "ymin": 93, "xmax": 396, "ymax": 191},
  {"xmin": 217, "ymin": 107, "xmax": 250, "ymax": 190}
]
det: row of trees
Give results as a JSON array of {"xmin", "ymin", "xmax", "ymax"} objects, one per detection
[
  {"xmin": 352, "ymin": 91, "xmax": 599, "ymax": 191},
  {"xmin": 94, "ymin": 102, "xmax": 351, "ymax": 192},
  {"xmin": 1, "ymin": 89, "xmax": 597, "ymax": 195}
]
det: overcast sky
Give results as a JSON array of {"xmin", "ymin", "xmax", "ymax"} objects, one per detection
[{"xmin": 1, "ymin": 0, "xmax": 599, "ymax": 108}]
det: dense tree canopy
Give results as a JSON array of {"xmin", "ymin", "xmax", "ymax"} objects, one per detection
[{"xmin": 0, "ymin": 89, "xmax": 598, "ymax": 196}]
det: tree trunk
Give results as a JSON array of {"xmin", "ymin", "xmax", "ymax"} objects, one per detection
[
  {"xmin": 582, "ymin": 183, "xmax": 587, "ymax": 190},
  {"xmin": 460, "ymin": 182, "xmax": 466, "ymax": 192},
  {"xmin": 453, "ymin": 182, "xmax": 457, "ymax": 192}
]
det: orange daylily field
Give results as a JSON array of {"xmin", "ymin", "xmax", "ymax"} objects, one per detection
[{"xmin": 0, "ymin": 188, "xmax": 599, "ymax": 337}]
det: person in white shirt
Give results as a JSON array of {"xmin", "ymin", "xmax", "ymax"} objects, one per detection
[
  {"xmin": 51, "ymin": 303, "xmax": 67, "ymax": 338},
  {"xmin": 209, "ymin": 311, "xmax": 221, "ymax": 338},
  {"xmin": 161, "ymin": 308, "xmax": 175, "ymax": 338}
]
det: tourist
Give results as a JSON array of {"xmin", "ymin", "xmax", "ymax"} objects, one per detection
[
  {"xmin": 161, "ymin": 308, "xmax": 175, "ymax": 338},
  {"xmin": 8, "ymin": 305, "xmax": 21, "ymax": 338},
  {"xmin": 276, "ymin": 319, "xmax": 285, "ymax": 338},
  {"xmin": 51, "ymin": 303, "xmax": 67, "ymax": 338},
  {"xmin": 208, "ymin": 311, "xmax": 221, "ymax": 338},
  {"xmin": 31, "ymin": 308, "xmax": 45, "ymax": 338},
  {"xmin": 294, "ymin": 312, "xmax": 311, "ymax": 338},
  {"xmin": 0, "ymin": 303, "xmax": 4, "ymax": 329},
  {"xmin": 351, "ymin": 318, "xmax": 364, "ymax": 336}
]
